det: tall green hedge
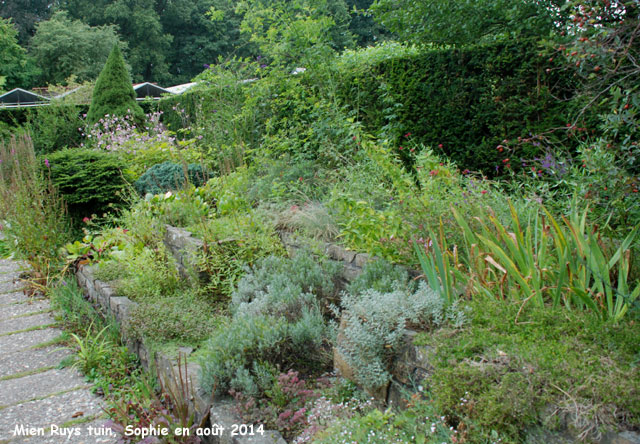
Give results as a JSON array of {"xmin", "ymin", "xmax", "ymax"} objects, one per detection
[{"xmin": 336, "ymin": 39, "xmax": 590, "ymax": 175}]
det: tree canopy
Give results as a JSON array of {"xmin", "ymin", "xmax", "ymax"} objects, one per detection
[
  {"xmin": 0, "ymin": 17, "xmax": 35, "ymax": 90},
  {"xmin": 0, "ymin": 0, "xmax": 53, "ymax": 44},
  {"xmin": 30, "ymin": 12, "xmax": 125, "ymax": 86},
  {"xmin": 370, "ymin": 0, "xmax": 569, "ymax": 47}
]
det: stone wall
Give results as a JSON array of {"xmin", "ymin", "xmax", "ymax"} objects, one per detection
[
  {"xmin": 163, "ymin": 226, "xmax": 430, "ymax": 407},
  {"xmin": 75, "ymin": 264, "xmax": 287, "ymax": 444},
  {"xmin": 78, "ymin": 225, "xmax": 640, "ymax": 444}
]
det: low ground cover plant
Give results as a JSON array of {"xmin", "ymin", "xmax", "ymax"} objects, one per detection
[{"xmin": 417, "ymin": 300, "xmax": 640, "ymax": 443}]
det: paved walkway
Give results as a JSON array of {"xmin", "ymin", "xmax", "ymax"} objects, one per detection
[{"xmin": 0, "ymin": 259, "xmax": 117, "ymax": 444}]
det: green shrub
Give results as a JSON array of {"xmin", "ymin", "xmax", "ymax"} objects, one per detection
[
  {"xmin": 200, "ymin": 251, "xmax": 341, "ymax": 396},
  {"xmin": 336, "ymin": 39, "xmax": 588, "ymax": 176},
  {"xmin": 101, "ymin": 245, "xmax": 185, "ymax": 301},
  {"xmin": 46, "ymin": 148, "xmax": 128, "ymax": 222},
  {"xmin": 133, "ymin": 161, "xmax": 208, "ymax": 195},
  {"xmin": 26, "ymin": 103, "xmax": 84, "ymax": 154},
  {"xmin": 194, "ymin": 212, "xmax": 286, "ymax": 301},
  {"xmin": 86, "ymin": 45, "xmax": 144, "ymax": 126},
  {"xmin": 247, "ymin": 157, "xmax": 329, "ymax": 203}
]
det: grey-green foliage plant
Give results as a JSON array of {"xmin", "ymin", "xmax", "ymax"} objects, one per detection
[
  {"xmin": 338, "ymin": 269, "xmax": 467, "ymax": 390},
  {"xmin": 345, "ymin": 258, "xmax": 411, "ymax": 297},
  {"xmin": 232, "ymin": 251, "xmax": 341, "ymax": 317},
  {"xmin": 133, "ymin": 161, "xmax": 208, "ymax": 196},
  {"xmin": 200, "ymin": 251, "xmax": 341, "ymax": 396}
]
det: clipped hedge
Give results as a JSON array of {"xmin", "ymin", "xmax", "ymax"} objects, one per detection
[
  {"xmin": 336, "ymin": 39, "xmax": 590, "ymax": 175},
  {"xmin": 45, "ymin": 148, "xmax": 128, "ymax": 222}
]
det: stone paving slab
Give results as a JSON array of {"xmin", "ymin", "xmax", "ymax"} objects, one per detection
[
  {"xmin": 0, "ymin": 329, "xmax": 61, "ymax": 355},
  {"xmin": 0, "ymin": 280, "xmax": 25, "ymax": 295},
  {"xmin": 0, "ymin": 347, "xmax": 71, "ymax": 379},
  {"xmin": 11, "ymin": 419, "xmax": 118, "ymax": 444},
  {"xmin": 0, "ymin": 292, "xmax": 28, "ymax": 306},
  {"xmin": 0, "ymin": 300, "xmax": 51, "ymax": 322},
  {"xmin": 0, "ymin": 389, "xmax": 106, "ymax": 441},
  {"xmin": 0, "ymin": 368, "xmax": 88, "ymax": 407},
  {"xmin": 0, "ymin": 263, "xmax": 26, "ymax": 276},
  {"xmin": 0, "ymin": 313, "xmax": 55, "ymax": 336}
]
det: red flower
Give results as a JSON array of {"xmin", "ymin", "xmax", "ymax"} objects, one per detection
[
  {"xmin": 481, "ymin": 190, "xmax": 488, "ymax": 195},
  {"xmin": 438, "ymin": 144, "xmax": 443, "ymax": 149},
  {"xmin": 82, "ymin": 217, "xmax": 91, "ymax": 223}
]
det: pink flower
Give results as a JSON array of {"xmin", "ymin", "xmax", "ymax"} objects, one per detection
[
  {"xmin": 82, "ymin": 217, "xmax": 91, "ymax": 223},
  {"xmin": 44, "ymin": 158, "xmax": 50, "ymax": 168},
  {"xmin": 481, "ymin": 190, "xmax": 488, "ymax": 195}
]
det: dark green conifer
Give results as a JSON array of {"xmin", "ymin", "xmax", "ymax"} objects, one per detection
[{"xmin": 86, "ymin": 45, "xmax": 144, "ymax": 126}]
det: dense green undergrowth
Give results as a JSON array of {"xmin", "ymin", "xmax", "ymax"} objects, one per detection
[
  {"xmin": 2, "ymin": 8, "xmax": 639, "ymax": 442},
  {"xmin": 417, "ymin": 301, "xmax": 640, "ymax": 443}
]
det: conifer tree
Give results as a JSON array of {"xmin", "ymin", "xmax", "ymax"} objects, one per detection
[{"xmin": 87, "ymin": 44, "xmax": 144, "ymax": 126}]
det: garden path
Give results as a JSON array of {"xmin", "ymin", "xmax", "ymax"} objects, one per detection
[{"xmin": 0, "ymin": 258, "xmax": 117, "ymax": 444}]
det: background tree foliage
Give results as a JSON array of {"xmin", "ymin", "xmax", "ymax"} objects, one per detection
[
  {"xmin": 0, "ymin": 0, "xmax": 52, "ymax": 44},
  {"xmin": 60, "ymin": 0, "xmax": 173, "ymax": 83},
  {"xmin": 370, "ymin": 0, "xmax": 569, "ymax": 46},
  {"xmin": 236, "ymin": 0, "xmax": 353, "ymax": 66},
  {"xmin": 0, "ymin": 17, "xmax": 36, "ymax": 91},
  {"xmin": 30, "ymin": 12, "xmax": 125, "ymax": 86}
]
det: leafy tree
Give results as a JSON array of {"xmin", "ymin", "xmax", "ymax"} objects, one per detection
[
  {"xmin": 236, "ymin": 0, "xmax": 353, "ymax": 67},
  {"xmin": 345, "ymin": 0, "xmax": 389, "ymax": 46},
  {"xmin": 370, "ymin": 0, "xmax": 569, "ymax": 47},
  {"xmin": 0, "ymin": 17, "xmax": 35, "ymax": 90},
  {"xmin": 29, "ymin": 12, "xmax": 125, "ymax": 86},
  {"xmin": 60, "ymin": 0, "xmax": 173, "ymax": 83},
  {"xmin": 162, "ymin": 0, "xmax": 253, "ymax": 84},
  {"xmin": 0, "ymin": 0, "xmax": 52, "ymax": 44},
  {"xmin": 87, "ymin": 44, "xmax": 144, "ymax": 126}
]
